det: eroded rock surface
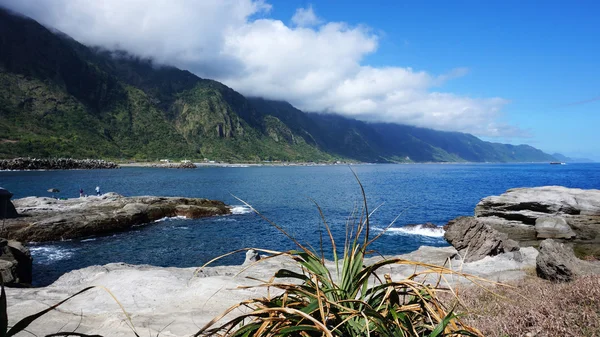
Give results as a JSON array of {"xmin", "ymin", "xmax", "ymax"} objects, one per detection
[
  {"xmin": 0, "ymin": 239, "xmax": 32, "ymax": 286},
  {"xmin": 444, "ymin": 216, "xmax": 520, "ymax": 262},
  {"xmin": 535, "ymin": 216, "xmax": 576, "ymax": 239},
  {"xmin": 5, "ymin": 245, "xmax": 537, "ymax": 337},
  {"xmin": 536, "ymin": 239, "xmax": 600, "ymax": 282},
  {"xmin": 475, "ymin": 186, "xmax": 600, "ymax": 219},
  {"xmin": 446, "ymin": 186, "xmax": 600, "ymax": 260},
  {"xmin": 4, "ymin": 193, "xmax": 231, "ymax": 242}
]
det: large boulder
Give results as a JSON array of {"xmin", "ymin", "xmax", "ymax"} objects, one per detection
[
  {"xmin": 536, "ymin": 239, "xmax": 600, "ymax": 282},
  {"xmin": 444, "ymin": 216, "xmax": 520, "ymax": 262},
  {"xmin": 476, "ymin": 186, "xmax": 600, "ymax": 220},
  {"xmin": 450, "ymin": 186, "xmax": 600, "ymax": 260},
  {"xmin": 0, "ymin": 239, "xmax": 32, "ymax": 286},
  {"xmin": 0, "ymin": 187, "xmax": 18, "ymax": 219}
]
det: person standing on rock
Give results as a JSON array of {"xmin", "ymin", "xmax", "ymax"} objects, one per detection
[
  {"xmin": 95, "ymin": 186, "xmax": 100, "ymax": 196},
  {"xmin": 79, "ymin": 188, "xmax": 84, "ymax": 198}
]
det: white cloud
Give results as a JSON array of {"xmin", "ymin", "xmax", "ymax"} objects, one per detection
[
  {"xmin": 291, "ymin": 5, "xmax": 321, "ymax": 27},
  {"xmin": 0, "ymin": 0, "xmax": 520, "ymax": 137}
]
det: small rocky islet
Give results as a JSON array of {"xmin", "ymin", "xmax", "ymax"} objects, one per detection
[
  {"xmin": 0, "ymin": 189, "xmax": 231, "ymax": 286},
  {"xmin": 2, "ymin": 193, "xmax": 231, "ymax": 243}
]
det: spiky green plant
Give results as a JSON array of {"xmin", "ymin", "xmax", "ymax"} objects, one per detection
[{"xmin": 193, "ymin": 174, "xmax": 485, "ymax": 337}]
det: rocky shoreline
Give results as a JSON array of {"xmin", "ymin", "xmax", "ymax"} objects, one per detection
[
  {"xmin": 445, "ymin": 186, "xmax": 600, "ymax": 258},
  {"xmin": 4, "ymin": 245, "xmax": 540, "ymax": 337},
  {"xmin": 443, "ymin": 186, "xmax": 600, "ymax": 282},
  {"xmin": 0, "ymin": 157, "xmax": 119, "ymax": 170},
  {"xmin": 2, "ymin": 185, "xmax": 599, "ymax": 336},
  {"xmin": 3, "ymin": 193, "xmax": 231, "ymax": 242}
]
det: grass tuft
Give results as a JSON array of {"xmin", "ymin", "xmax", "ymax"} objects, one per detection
[{"xmin": 452, "ymin": 275, "xmax": 600, "ymax": 337}]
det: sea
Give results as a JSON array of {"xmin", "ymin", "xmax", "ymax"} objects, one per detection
[{"xmin": 1, "ymin": 163, "xmax": 599, "ymax": 287}]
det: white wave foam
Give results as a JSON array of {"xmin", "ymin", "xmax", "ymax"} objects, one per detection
[
  {"xmin": 153, "ymin": 215, "xmax": 189, "ymax": 223},
  {"xmin": 29, "ymin": 246, "xmax": 74, "ymax": 262},
  {"xmin": 80, "ymin": 238, "xmax": 96, "ymax": 242},
  {"xmin": 230, "ymin": 205, "xmax": 253, "ymax": 215},
  {"xmin": 386, "ymin": 225, "xmax": 445, "ymax": 238}
]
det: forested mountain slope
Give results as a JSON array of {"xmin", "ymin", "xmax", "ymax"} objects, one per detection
[{"xmin": 0, "ymin": 8, "xmax": 557, "ymax": 163}]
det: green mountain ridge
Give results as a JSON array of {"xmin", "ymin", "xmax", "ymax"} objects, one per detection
[
  {"xmin": 248, "ymin": 98, "xmax": 557, "ymax": 163},
  {"xmin": 0, "ymin": 7, "xmax": 558, "ymax": 163}
]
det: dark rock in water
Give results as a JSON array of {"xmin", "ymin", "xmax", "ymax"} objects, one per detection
[
  {"xmin": 404, "ymin": 222, "xmax": 438, "ymax": 230},
  {"xmin": 0, "ymin": 238, "xmax": 32, "ymax": 286},
  {"xmin": 536, "ymin": 239, "xmax": 600, "ymax": 282},
  {"xmin": 0, "ymin": 157, "xmax": 119, "ymax": 170},
  {"xmin": 444, "ymin": 216, "xmax": 520, "ymax": 262},
  {"xmin": 4, "ymin": 193, "xmax": 231, "ymax": 242},
  {"xmin": 447, "ymin": 186, "xmax": 600, "ymax": 260},
  {"xmin": 0, "ymin": 187, "xmax": 19, "ymax": 219}
]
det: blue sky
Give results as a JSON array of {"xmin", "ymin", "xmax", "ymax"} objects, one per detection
[
  {"xmin": 3, "ymin": 0, "xmax": 599, "ymax": 159},
  {"xmin": 267, "ymin": 1, "xmax": 600, "ymax": 159}
]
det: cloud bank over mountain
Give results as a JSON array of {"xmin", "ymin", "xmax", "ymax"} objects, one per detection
[{"xmin": 0, "ymin": 0, "xmax": 521, "ymax": 137}]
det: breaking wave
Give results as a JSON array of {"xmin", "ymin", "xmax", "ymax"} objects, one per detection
[
  {"xmin": 29, "ymin": 246, "xmax": 76, "ymax": 263},
  {"xmin": 382, "ymin": 225, "xmax": 445, "ymax": 238},
  {"xmin": 153, "ymin": 215, "xmax": 189, "ymax": 223},
  {"xmin": 230, "ymin": 205, "xmax": 253, "ymax": 215}
]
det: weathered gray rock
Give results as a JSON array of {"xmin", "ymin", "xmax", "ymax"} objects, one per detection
[
  {"xmin": 4, "ymin": 246, "xmax": 535, "ymax": 337},
  {"xmin": 535, "ymin": 216, "xmax": 576, "ymax": 239},
  {"xmin": 444, "ymin": 216, "xmax": 520, "ymax": 262},
  {"xmin": 451, "ymin": 186, "xmax": 600, "ymax": 259},
  {"xmin": 4, "ymin": 194, "xmax": 231, "ymax": 242},
  {"xmin": 476, "ymin": 186, "xmax": 600, "ymax": 221},
  {"xmin": 0, "ymin": 187, "xmax": 18, "ymax": 219},
  {"xmin": 536, "ymin": 239, "xmax": 600, "ymax": 282},
  {"xmin": 477, "ymin": 216, "xmax": 537, "ymax": 242},
  {"xmin": 0, "ymin": 239, "xmax": 32, "ymax": 286}
]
